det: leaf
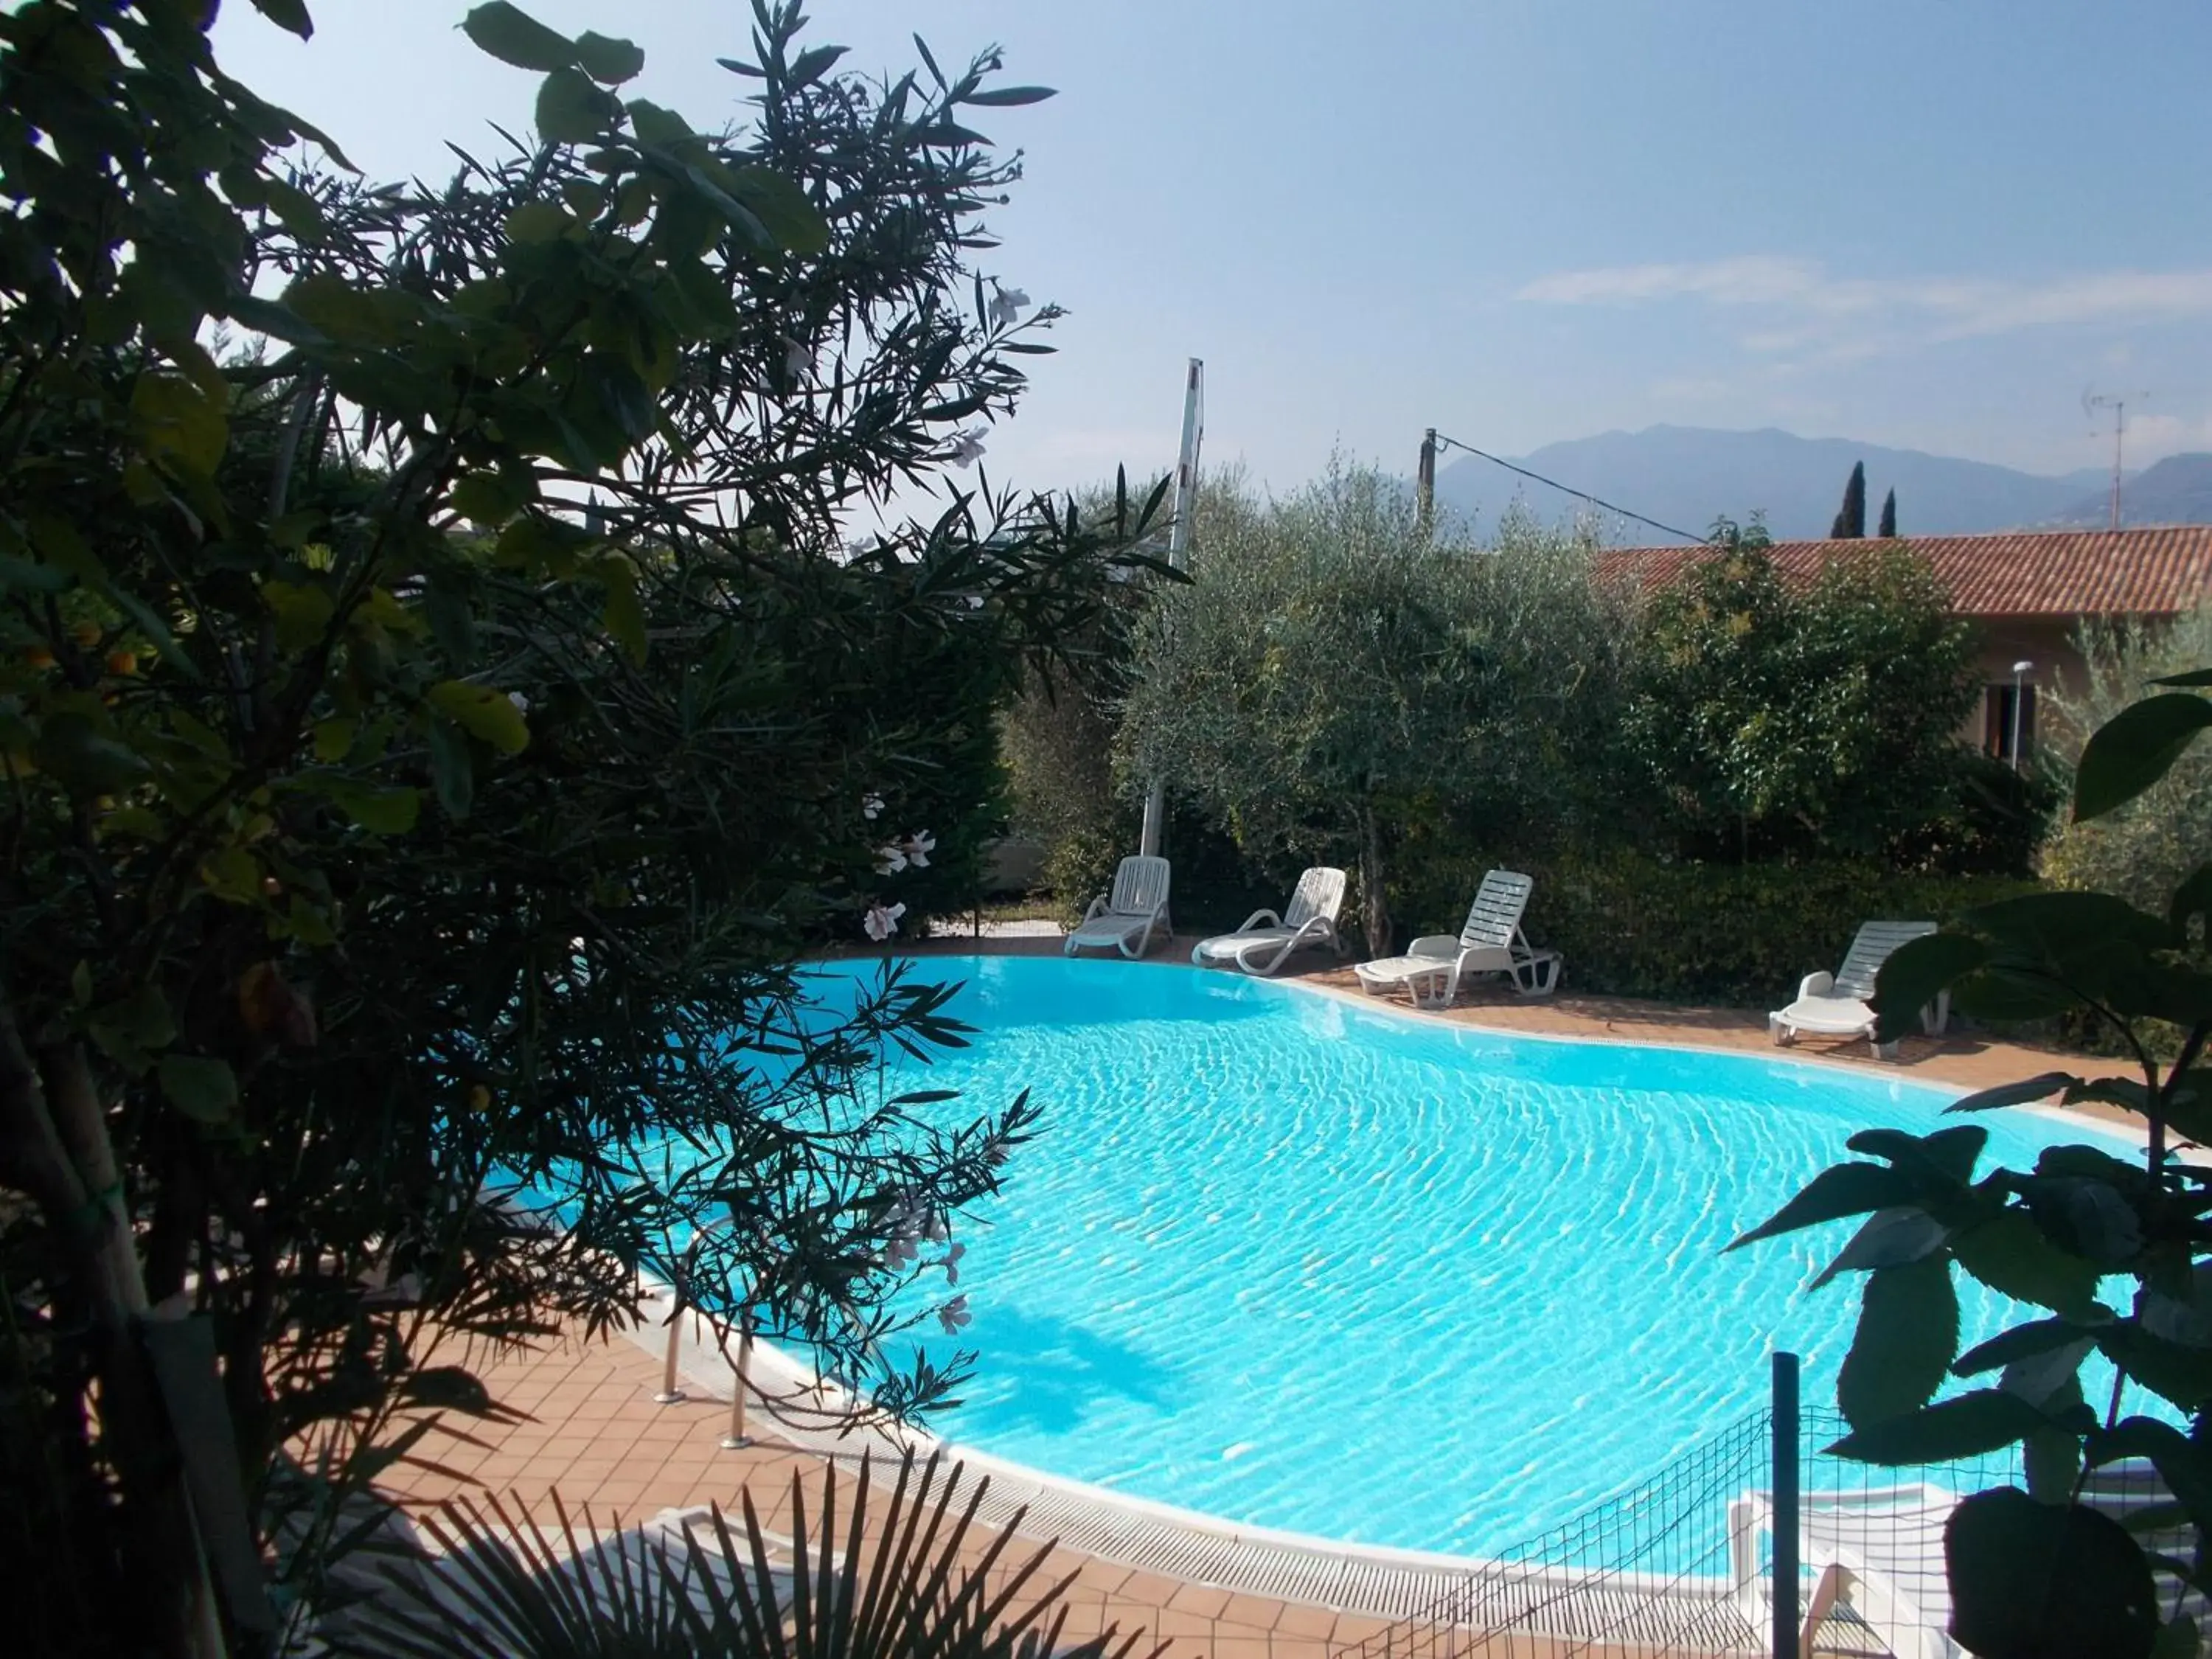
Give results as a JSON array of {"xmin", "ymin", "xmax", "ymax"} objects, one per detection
[
  {"xmin": 2076, "ymin": 692, "xmax": 2212, "ymax": 822},
  {"xmin": 460, "ymin": 1, "xmax": 576, "ymax": 72},
  {"xmin": 312, "ymin": 717, "xmax": 357, "ymax": 764},
  {"xmin": 625, "ymin": 99, "xmax": 695, "ymax": 147},
  {"xmin": 262, "ymin": 579, "xmax": 335, "ymax": 653},
  {"xmin": 248, "ymin": 0, "xmax": 314, "ymax": 38},
  {"xmin": 281, "ymin": 272, "xmax": 389, "ymax": 344},
  {"xmin": 426, "ymin": 681, "xmax": 529, "ymax": 754},
  {"xmin": 1827, "ymin": 1388, "xmax": 2048, "ymax": 1463},
  {"xmin": 132, "ymin": 372, "xmax": 229, "ymax": 477},
  {"xmin": 1839, "ymin": 1257, "xmax": 1958, "ymax": 1430},
  {"xmin": 87, "ymin": 984, "xmax": 178, "ymax": 1073},
  {"xmin": 327, "ymin": 782, "xmax": 420, "ymax": 835},
  {"xmin": 1956, "ymin": 1316, "xmax": 2102, "ymax": 1377},
  {"xmin": 535, "ymin": 66, "xmax": 619, "ymax": 143},
  {"xmin": 2098, "ymin": 1324, "xmax": 2212, "ymax": 1411},
  {"xmin": 573, "ymin": 30, "xmax": 644, "ymax": 84},
  {"xmin": 787, "ymin": 44, "xmax": 846, "ymax": 87},
  {"xmin": 1951, "ymin": 1209, "xmax": 2101, "ymax": 1318},
  {"xmin": 1846, "ymin": 1124, "xmax": 1987, "ymax": 1186},
  {"xmin": 504, "ymin": 201, "xmax": 574, "ymax": 244},
  {"xmin": 719, "ymin": 166, "xmax": 830, "ymax": 256},
  {"xmin": 427, "ymin": 717, "xmax": 474, "ymax": 820},
  {"xmin": 32, "ymin": 712, "xmax": 152, "ymax": 796},
  {"xmin": 1947, "ymin": 1489, "xmax": 2160, "ymax": 1659},
  {"xmin": 1727, "ymin": 1161, "xmax": 1921, "ymax": 1250},
  {"xmin": 1870, "ymin": 930, "xmax": 1986, "ymax": 1040},
  {"xmin": 959, "ymin": 84, "xmax": 1057, "ymax": 106},
  {"xmin": 1810, "ymin": 1205, "xmax": 1949, "ymax": 1290},
  {"xmin": 450, "ymin": 469, "xmax": 533, "ymax": 526},
  {"xmin": 1947, "ymin": 1071, "xmax": 2081, "ymax": 1115},
  {"xmin": 159, "ymin": 1055, "xmax": 239, "ymax": 1124},
  {"xmin": 597, "ymin": 556, "xmax": 647, "ymax": 665}
]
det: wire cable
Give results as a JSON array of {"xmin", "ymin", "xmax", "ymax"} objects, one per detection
[{"xmin": 1430, "ymin": 432, "xmax": 1714, "ymax": 545}]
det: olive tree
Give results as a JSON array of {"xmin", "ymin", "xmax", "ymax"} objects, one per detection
[
  {"xmin": 1119, "ymin": 466, "xmax": 1623, "ymax": 953},
  {"xmin": 0, "ymin": 3, "xmax": 1161, "ymax": 1653}
]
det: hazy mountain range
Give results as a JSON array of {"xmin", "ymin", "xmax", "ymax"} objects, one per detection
[{"xmin": 1432, "ymin": 424, "xmax": 2212, "ymax": 543}]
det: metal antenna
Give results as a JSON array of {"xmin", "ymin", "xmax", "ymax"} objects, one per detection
[{"xmin": 2084, "ymin": 389, "xmax": 2150, "ymax": 530}]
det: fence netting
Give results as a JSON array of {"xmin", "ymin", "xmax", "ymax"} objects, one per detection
[{"xmin": 1317, "ymin": 1402, "xmax": 2192, "ymax": 1659}]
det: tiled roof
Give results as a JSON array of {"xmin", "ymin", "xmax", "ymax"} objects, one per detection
[{"xmin": 1595, "ymin": 526, "xmax": 2212, "ymax": 619}]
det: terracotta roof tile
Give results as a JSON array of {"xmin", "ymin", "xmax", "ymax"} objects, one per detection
[{"xmin": 1595, "ymin": 526, "xmax": 2212, "ymax": 619}]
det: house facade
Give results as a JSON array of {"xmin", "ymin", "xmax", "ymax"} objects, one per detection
[{"xmin": 1596, "ymin": 526, "xmax": 2212, "ymax": 765}]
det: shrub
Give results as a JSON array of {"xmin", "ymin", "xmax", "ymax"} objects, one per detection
[
  {"xmin": 1620, "ymin": 538, "xmax": 1987, "ymax": 865},
  {"xmin": 2040, "ymin": 604, "xmax": 2212, "ymax": 911}
]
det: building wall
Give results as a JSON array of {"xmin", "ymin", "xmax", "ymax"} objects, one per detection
[{"xmin": 1962, "ymin": 617, "xmax": 2087, "ymax": 760}]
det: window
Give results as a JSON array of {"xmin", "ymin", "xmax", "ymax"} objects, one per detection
[{"xmin": 1984, "ymin": 682, "xmax": 2037, "ymax": 764}]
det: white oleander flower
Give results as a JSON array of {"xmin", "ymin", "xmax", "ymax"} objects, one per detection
[
  {"xmin": 861, "ymin": 792, "xmax": 885, "ymax": 820},
  {"xmin": 901, "ymin": 830, "xmax": 935, "ymax": 869},
  {"xmin": 939, "ymin": 1241, "xmax": 965, "ymax": 1286},
  {"xmin": 863, "ymin": 901, "xmax": 906, "ymax": 942},
  {"xmin": 875, "ymin": 844, "xmax": 908, "ymax": 876},
  {"xmin": 508, "ymin": 691, "xmax": 531, "ymax": 714},
  {"xmin": 988, "ymin": 285, "xmax": 1029, "ymax": 329},
  {"xmin": 948, "ymin": 428, "xmax": 987, "ymax": 469}
]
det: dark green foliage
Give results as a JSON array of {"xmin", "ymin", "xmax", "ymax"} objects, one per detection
[
  {"xmin": 0, "ymin": 2, "xmax": 1160, "ymax": 1653},
  {"xmin": 1879, "ymin": 487, "xmax": 1899, "ymax": 538},
  {"xmin": 1735, "ymin": 670, "xmax": 2212, "ymax": 1656},
  {"xmin": 1832, "ymin": 460, "xmax": 1868, "ymax": 538},
  {"xmin": 1619, "ymin": 540, "xmax": 1989, "ymax": 864}
]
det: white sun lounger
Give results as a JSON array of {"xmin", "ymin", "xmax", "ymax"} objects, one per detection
[
  {"xmin": 1769, "ymin": 920, "xmax": 1949, "ymax": 1059},
  {"xmin": 1191, "ymin": 866, "xmax": 1346, "ymax": 977},
  {"xmin": 1063, "ymin": 855, "xmax": 1172, "ymax": 959},
  {"xmin": 1729, "ymin": 1482, "xmax": 1959, "ymax": 1659},
  {"xmin": 1352, "ymin": 869, "xmax": 1558, "ymax": 1008}
]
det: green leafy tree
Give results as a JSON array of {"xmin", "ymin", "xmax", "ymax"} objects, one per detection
[
  {"xmin": 1832, "ymin": 460, "xmax": 1868, "ymax": 539},
  {"xmin": 1879, "ymin": 487, "xmax": 1899, "ymax": 539},
  {"xmin": 1119, "ymin": 465, "xmax": 1626, "ymax": 953},
  {"xmin": 1621, "ymin": 539, "xmax": 1983, "ymax": 863},
  {"xmin": 1734, "ymin": 669, "xmax": 2212, "ymax": 1658},
  {"xmin": 0, "ymin": 3, "xmax": 1161, "ymax": 1654}
]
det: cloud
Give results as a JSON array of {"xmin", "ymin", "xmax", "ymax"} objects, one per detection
[{"xmin": 1515, "ymin": 257, "xmax": 2212, "ymax": 345}]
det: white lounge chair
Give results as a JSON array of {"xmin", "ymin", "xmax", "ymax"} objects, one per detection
[
  {"xmin": 1352, "ymin": 869, "xmax": 1559, "ymax": 1009},
  {"xmin": 1063, "ymin": 855, "xmax": 1172, "ymax": 959},
  {"xmin": 1191, "ymin": 866, "xmax": 1346, "ymax": 977},
  {"xmin": 1769, "ymin": 920, "xmax": 1949, "ymax": 1059},
  {"xmin": 1729, "ymin": 1482, "xmax": 1959, "ymax": 1659}
]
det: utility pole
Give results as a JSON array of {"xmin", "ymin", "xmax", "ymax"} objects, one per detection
[
  {"xmin": 1138, "ymin": 358, "xmax": 1206, "ymax": 860},
  {"xmin": 1416, "ymin": 427, "xmax": 1437, "ymax": 542}
]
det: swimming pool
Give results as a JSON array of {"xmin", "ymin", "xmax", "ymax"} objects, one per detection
[{"xmin": 756, "ymin": 955, "xmax": 2141, "ymax": 1558}]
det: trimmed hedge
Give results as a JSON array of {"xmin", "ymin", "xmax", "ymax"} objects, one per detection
[{"xmin": 1392, "ymin": 848, "xmax": 2040, "ymax": 1007}]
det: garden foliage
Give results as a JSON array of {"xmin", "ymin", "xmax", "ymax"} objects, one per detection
[{"xmin": 0, "ymin": 1, "xmax": 1160, "ymax": 1652}]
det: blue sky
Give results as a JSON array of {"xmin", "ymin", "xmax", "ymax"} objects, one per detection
[{"xmin": 213, "ymin": 0, "xmax": 2212, "ymax": 501}]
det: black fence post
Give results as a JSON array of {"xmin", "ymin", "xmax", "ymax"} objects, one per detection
[{"xmin": 1772, "ymin": 1349, "xmax": 1801, "ymax": 1659}]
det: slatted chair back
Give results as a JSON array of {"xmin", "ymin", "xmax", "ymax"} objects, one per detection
[
  {"xmin": 1284, "ymin": 867, "xmax": 1346, "ymax": 931},
  {"xmin": 1107, "ymin": 855, "xmax": 1172, "ymax": 918},
  {"xmin": 1458, "ymin": 869, "xmax": 1535, "ymax": 953},
  {"xmin": 1833, "ymin": 920, "xmax": 1937, "ymax": 1002}
]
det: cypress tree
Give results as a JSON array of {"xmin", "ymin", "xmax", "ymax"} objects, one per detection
[
  {"xmin": 1829, "ymin": 461, "xmax": 1867, "ymax": 539},
  {"xmin": 1877, "ymin": 488, "xmax": 1898, "ymax": 538}
]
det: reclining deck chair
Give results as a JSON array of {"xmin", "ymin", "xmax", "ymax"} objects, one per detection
[
  {"xmin": 1191, "ymin": 866, "xmax": 1346, "ymax": 977},
  {"xmin": 1063, "ymin": 855, "xmax": 1173, "ymax": 959},
  {"xmin": 1770, "ymin": 920, "xmax": 1948, "ymax": 1059},
  {"xmin": 1352, "ymin": 869, "xmax": 1559, "ymax": 1009}
]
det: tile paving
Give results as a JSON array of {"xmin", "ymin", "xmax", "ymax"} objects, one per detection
[{"xmin": 373, "ymin": 931, "xmax": 2138, "ymax": 1656}]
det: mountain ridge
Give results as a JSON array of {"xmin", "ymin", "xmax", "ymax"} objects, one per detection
[{"xmin": 1433, "ymin": 424, "xmax": 2212, "ymax": 542}]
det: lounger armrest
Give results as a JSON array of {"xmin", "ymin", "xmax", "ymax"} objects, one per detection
[
  {"xmin": 1081, "ymin": 894, "xmax": 1110, "ymax": 924},
  {"xmin": 1405, "ymin": 935, "xmax": 1461, "ymax": 961},
  {"xmin": 1796, "ymin": 970, "xmax": 1835, "ymax": 1001},
  {"xmin": 1237, "ymin": 908, "xmax": 1282, "ymax": 932}
]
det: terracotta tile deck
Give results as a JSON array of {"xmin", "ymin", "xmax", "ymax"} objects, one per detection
[{"xmin": 375, "ymin": 933, "xmax": 2139, "ymax": 1656}]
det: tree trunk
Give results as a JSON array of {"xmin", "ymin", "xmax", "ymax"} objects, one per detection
[
  {"xmin": 0, "ymin": 1004, "xmax": 229, "ymax": 1659},
  {"xmin": 1359, "ymin": 806, "xmax": 1392, "ymax": 956}
]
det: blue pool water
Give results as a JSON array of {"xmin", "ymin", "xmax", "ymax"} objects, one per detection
[{"xmin": 770, "ymin": 956, "xmax": 2141, "ymax": 1557}]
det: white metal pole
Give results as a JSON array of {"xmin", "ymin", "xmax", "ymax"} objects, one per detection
[
  {"xmin": 1138, "ymin": 358, "xmax": 1206, "ymax": 859},
  {"xmin": 2010, "ymin": 661, "xmax": 2034, "ymax": 771}
]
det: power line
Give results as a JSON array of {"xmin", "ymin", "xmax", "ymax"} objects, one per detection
[{"xmin": 1430, "ymin": 432, "xmax": 1713, "ymax": 546}]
